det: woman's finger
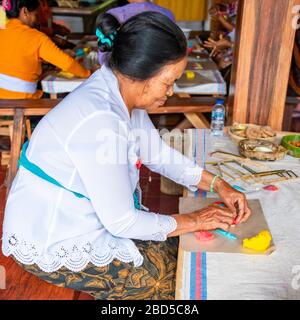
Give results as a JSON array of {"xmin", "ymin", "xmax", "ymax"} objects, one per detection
[
  {"xmin": 216, "ymin": 214, "xmax": 236, "ymax": 226},
  {"xmin": 210, "ymin": 47, "xmax": 217, "ymax": 57},
  {"xmin": 222, "ymin": 198, "xmax": 238, "ymax": 214},
  {"xmin": 235, "ymin": 196, "xmax": 247, "ymax": 222},
  {"xmin": 204, "ymin": 42, "xmax": 214, "ymax": 47},
  {"xmin": 240, "ymin": 202, "xmax": 252, "ymax": 223},
  {"xmin": 214, "ymin": 222, "xmax": 230, "ymax": 231},
  {"xmin": 211, "ymin": 204, "xmax": 234, "ymax": 217}
]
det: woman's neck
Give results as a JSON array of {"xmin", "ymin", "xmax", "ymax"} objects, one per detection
[{"xmin": 115, "ymin": 72, "xmax": 138, "ymax": 115}]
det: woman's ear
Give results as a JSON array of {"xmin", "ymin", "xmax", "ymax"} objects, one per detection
[{"xmin": 19, "ymin": 7, "xmax": 28, "ymax": 19}]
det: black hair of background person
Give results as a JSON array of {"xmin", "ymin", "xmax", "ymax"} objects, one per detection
[
  {"xmin": 97, "ymin": 11, "xmax": 187, "ymax": 80},
  {"xmin": 2, "ymin": 0, "xmax": 40, "ymax": 18}
]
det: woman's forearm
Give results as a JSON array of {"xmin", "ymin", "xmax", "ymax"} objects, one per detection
[
  {"xmin": 197, "ymin": 170, "xmax": 222, "ymax": 192},
  {"xmin": 218, "ymin": 17, "xmax": 235, "ymax": 32},
  {"xmin": 168, "ymin": 213, "xmax": 197, "ymax": 237}
]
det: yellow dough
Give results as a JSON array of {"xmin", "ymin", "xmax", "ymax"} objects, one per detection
[
  {"xmin": 186, "ymin": 71, "xmax": 195, "ymax": 79},
  {"xmin": 57, "ymin": 71, "xmax": 75, "ymax": 79},
  {"xmin": 242, "ymin": 230, "xmax": 272, "ymax": 252}
]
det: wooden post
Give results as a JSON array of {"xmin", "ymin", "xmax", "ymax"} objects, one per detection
[
  {"xmin": 228, "ymin": 0, "xmax": 300, "ymax": 130},
  {"xmin": 6, "ymin": 108, "xmax": 24, "ymax": 195}
]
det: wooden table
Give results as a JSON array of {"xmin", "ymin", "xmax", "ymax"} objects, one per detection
[
  {"xmin": 52, "ymin": 0, "xmax": 118, "ymax": 34},
  {"xmin": 41, "ymin": 49, "xmax": 226, "ymax": 129},
  {"xmin": 175, "ymin": 129, "xmax": 300, "ymax": 300},
  {"xmin": 0, "ymin": 96, "xmax": 222, "ymax": 194}
]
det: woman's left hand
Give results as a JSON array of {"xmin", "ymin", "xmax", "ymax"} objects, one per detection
[{"xmin": 214, "ymin": 178, "xmax": 252, "ymax": 224}]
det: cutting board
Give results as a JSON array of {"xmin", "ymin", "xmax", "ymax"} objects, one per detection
[
  {"xmin": 176, "ymin": 71, "xmax": 214, "ymax": 88},
  {"xmin": 179, "ymin": 198, "xmax": 275, "ymax": 255}
]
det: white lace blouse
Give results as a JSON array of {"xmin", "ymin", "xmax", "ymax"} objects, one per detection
[{"xmin": 2, "ymin": 65, "xmax": 203, "ymax": 272}]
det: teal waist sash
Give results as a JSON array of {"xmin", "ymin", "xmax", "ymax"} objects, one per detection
[{"xmin": 18, "ymin": 141, "xmax": 141, "ymax": 209}]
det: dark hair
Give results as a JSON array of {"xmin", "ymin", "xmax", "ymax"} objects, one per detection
[
  {"xmin": 96, "ymin": 11, "xmax": 187, "ymax": 80},
  {"xmin": 3, "ymin": 0, "xmax": 40, "ymax": 19}
]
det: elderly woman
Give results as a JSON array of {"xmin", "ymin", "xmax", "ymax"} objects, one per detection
[{"xmin": 2, "ymin": 12, "xmax": 251, "ymax": 300}]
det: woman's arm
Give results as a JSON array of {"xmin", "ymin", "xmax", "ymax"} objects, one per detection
[
  {"xmin": 168, "ymin": 204, "xmax": 236, "ymax": 237},
  {"xmin": 139, "ymin": 111, "xmax": 203, "ymax": 191},
  {"xmin": 66, "ymin": 113, "xmax": 177, "ymax": 241},
  {"xmin": 168, "ymin": 172, "xmax": 252, "ymax": 237},
  {"xmin": 217, "ymin": 15, "xmax": 235, "ymax": 32},
  {"xmin": 38, "ymin": 33, "xmax": 91, "ymax": 78},
  {"xmin": 196, "ymin": 171, "xmax": 251, "ymax": 223}
]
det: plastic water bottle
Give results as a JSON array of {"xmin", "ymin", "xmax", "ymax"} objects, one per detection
[{"xmin": 210, "ymin": 99, "xmax": 225, "ymax": 136}]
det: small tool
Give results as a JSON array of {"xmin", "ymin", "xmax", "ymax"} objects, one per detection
[{"xmin": 213, "ymin": 229, "xmax": 238, "ymax": 240}]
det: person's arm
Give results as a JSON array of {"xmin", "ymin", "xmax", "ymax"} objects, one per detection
[
  {"xmin": 66, "ymin": 112, "xmax": 177, "ymax": 241},
  {"xmin": 52, "ymin": 22, "xmax": 71, "ymax": 36},
  {"xmin": 138, "ymin": 111, "xmax": 251, "ymax": 226},
  {"xmin": 139, "ymin": 111, "xmax": 203, "ymax": 192},
  {"xmin": 66, "ymin": 112, "xmax": 239, "ymax": 240},
  {"xmin": 196, "ymin": 171, "xmax": 251, "ymax": 223},
  {"xmin": 168, "ymin": 171, "xmax": 251, "ymax": 237},
  {"xmin": 204, "ymin": 37, "xmax": 233, "ymax": 57},
  {"xmin": 217, "ymin": 15, "xmax": 235, "ymax": 32},
  {"xmin": 38, "ymin": 34, "xmax": 91, "ymax": 78}
]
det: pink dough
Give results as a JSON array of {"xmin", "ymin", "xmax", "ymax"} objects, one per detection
[{"xmin": 194, "ymin": 231, "xmax": 215, "ymax": 241}]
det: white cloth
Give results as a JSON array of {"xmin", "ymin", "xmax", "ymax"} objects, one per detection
[
  {"xmin": 2, "ymin": 65, "xmax": 203, "ymax": 272},
  {"xmin": 180, "ymin": 130, "xmax": 300, "ymax": 300},
  {"xmin": 0, "ymin": 73, "xmax": 37, "ymax": 93}
]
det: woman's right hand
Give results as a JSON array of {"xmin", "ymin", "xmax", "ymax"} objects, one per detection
[
  {"xmin": 190, "ymin": 204, "xmax": 236, "ymax": 231},
  {"xmin": 169, "ymin": 203, "xmax": 237, "ymax": 238}
]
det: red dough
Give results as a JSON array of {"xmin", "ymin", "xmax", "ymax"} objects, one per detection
[
  {"xmin": 194, "ymin": 231, "xmax": 215, "ymax": 241},
  {"xmin": 263, "ymin": 185, "xmax": 279, "ymax": 191}
]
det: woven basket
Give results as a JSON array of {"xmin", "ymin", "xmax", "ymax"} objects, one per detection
[
  {"xmin": 57, "ymin": 0, "xmax": 79, "ymax": 8},
  {"xmin": 239, "ymin": 139, "xmax": 287, "ymax": 161},
  {"xmin": 228, "ymin": 124, "xmax": 276, "ymax": 145}
]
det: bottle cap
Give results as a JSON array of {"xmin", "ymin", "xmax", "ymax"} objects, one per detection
[{"xmin": 216, "ymin": 98, "xmax": 225, "ymax": 105}]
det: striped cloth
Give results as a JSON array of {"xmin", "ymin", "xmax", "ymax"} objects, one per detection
[{"xmin": 177, "ymin": 129, "xmax": 208, "ymax": 300}]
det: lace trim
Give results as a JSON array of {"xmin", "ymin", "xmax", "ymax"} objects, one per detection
[
  {"xmin": 2, "ymin": 233, "xmax": 143, "ymax": 273},
  {"xmin": 152, "ymin": 215, "xmax": 177, "ymax": 241}
]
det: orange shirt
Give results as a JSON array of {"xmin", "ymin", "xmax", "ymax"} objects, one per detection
[{"xmin": 0, "ymin": 19, "xmax": 91, "ymax": 99}]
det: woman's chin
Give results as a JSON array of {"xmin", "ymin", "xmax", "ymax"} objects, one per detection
[{"xmin": 147, "ymin": 105, "xmax": 161, "ymax": 112}]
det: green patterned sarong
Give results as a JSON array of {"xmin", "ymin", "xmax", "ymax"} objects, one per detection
[{"xmin": 17, "ymin": 237, "xmax": 178, "ymax": 300}]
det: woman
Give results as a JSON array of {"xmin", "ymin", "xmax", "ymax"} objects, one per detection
[
  {"xmin": 38, "ymin": 0, "xmax": 75, "ymax": 50},
  {"xmin": 209, "ymin": 0, "xmax": 238, "ymax": 34},
  {"xmin": 2, "ymin": 12, "xmax": 251, "ymax": 300},
  {"xmin": 0, "ymin": 0, "xmax": 90, "ymax": 99}
]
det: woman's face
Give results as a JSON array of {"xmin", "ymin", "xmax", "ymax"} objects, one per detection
[{"xmin": 135, "ymin": 56, "xmax": 187, "ymax": 111}]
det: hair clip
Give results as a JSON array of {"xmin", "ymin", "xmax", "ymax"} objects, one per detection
[{"xmin": 96, "ymin": 28, "xmax": 117, "ymax": 48}]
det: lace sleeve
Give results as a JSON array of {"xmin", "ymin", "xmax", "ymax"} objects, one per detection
[{"xmin": 150, "ymin": 215, "xmax": 177, "ymax": 241}]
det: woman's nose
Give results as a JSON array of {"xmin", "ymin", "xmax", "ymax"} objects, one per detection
[{"xmin": 166, "ymin": 86, "xmax": 174, "ymax": 97}]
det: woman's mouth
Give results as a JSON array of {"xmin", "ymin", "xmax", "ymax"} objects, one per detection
[{"xmin": 157, "ymin": 98, "xmax": 167, "ymax": 106}]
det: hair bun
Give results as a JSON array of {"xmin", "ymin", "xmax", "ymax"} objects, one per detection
[{"xmin": 96, "ymin": 13, "xmax": 121, "ymax": 53}]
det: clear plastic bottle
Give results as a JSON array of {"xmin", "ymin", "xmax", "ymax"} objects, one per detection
[{"xmin": 210, "ymin": 98, "xmax": 225, "ymax": 136}]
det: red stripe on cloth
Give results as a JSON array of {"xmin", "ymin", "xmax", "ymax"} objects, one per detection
[{"xmin": 195, "ymin": 252, "xmax": 202, "ymax": 300}]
